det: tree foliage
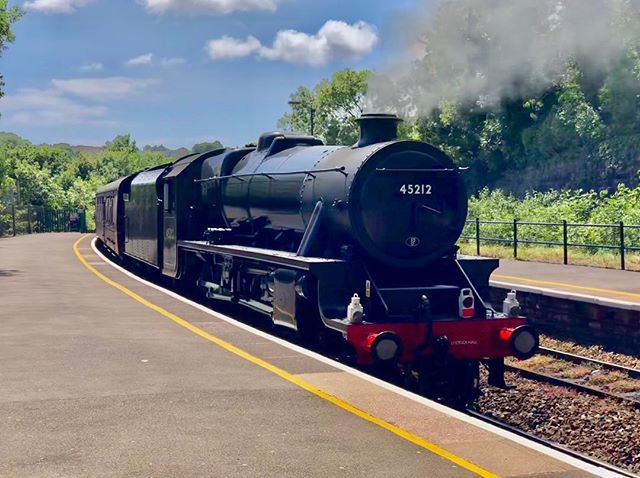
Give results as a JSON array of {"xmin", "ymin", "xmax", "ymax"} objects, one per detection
[
  {"xmin": 0, "ymin": 0, "xmax": 22, "ymax": 103},
  {"xmin": 105, "ymin": 133, "xmax": 138, "ymax": 154},
  {"xmin": 192, "ymin": 141, "xmax": 223, "ymax": 154},
  {"xmin": 0, "ymin": 134, "xmax": 169, "ymax": 228},
  {"xmin": 278, "ymin": 69, "xmax": 371, "ymax": 145},
  {"xmin": 0, "ymin": 1, "xmax": 23, "ymax": 187},
  {"xmin": 408, "ymin": 55, "xmax": 640, "ymax": 193},
  {"xmin": 378, "ymin": 0, "xmax": 640, "ymax": 194},
  {"xmin": 465, "ymin": 185, "xmax": 640, "ymax": 247}
]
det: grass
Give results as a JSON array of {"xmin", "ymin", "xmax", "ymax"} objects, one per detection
[{"xmin": 457, "ymin": 241, "xmax": 640, "ymax": 272}]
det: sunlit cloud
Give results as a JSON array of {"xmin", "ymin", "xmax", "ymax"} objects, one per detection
[
  {"xmin": 125, "ymin": 53, "xmax": 154, "ymax": 67},
  {"xmin": 205, "ymin": 20, "xmax": 379, "ymax": 67},
  {"xmin": 79, "ymin": 62, "xmax": 104, "ymax": 72},
  {"xmin": 23, "ymin": 0, "xmax": 94, "ymax": 14},
  {"xmin": 1, "ymin": 76, "xmax": 159, "ymax": 126},
  {"xmin": 51, "ymin": 77, "xmax": 160, "ymax": 100},
  {"xmin": 139, "ymin": 0, "xmax": 280, "ymax": 15}
]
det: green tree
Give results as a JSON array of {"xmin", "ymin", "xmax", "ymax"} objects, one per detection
[
  {"xmin": 0, "ymin": 2, "xmax": 23, "ymax": 190},
  {"xmin": 105, "ymin": 134, "xmax": 138, "ymax": 154},
  {"xmin": 192, "ymin": 140, "xmax": 223, "ymax": 154},
  {"xmin": 0, "ymin": 0, "xmax": 22, "ymax": 102},
  {"xmin": 277, "ymin": 86, "xmax": 317, "ymax": 136},
  {"xmin": 0, "ymin": 132, "xmax": 30, "ymax": 147},
  {"xmin": 279, "ymin": 69, "xmax": 372, "ymax": 145}
]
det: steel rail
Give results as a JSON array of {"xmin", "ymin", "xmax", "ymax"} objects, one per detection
[
  {"xmin": 538, "ymin": 346, "xmax": 640, "ymax": 379},
  {"xmin": 465, "ymin": 408, "xmax": 640, "ymax": 478},
  {"xmin": 504, "ymin": 363, "xmax": 640, "ymax": 408}
]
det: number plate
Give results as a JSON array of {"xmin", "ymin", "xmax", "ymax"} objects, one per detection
[{"xmin": 399, "ymin": 184, "xmax": 432, "ymax": 196}]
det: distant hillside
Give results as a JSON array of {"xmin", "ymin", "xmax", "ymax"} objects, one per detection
[
  {"xmin": 142, "ymin": 145, "xmax": 191, "ymax": 158},
  {"xmin": 0, "ymin": 132, "xmax": 220, "ymax": 158}
]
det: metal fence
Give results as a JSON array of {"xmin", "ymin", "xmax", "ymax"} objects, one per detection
[
  {"xmin": 460, "ymin": 219, "xmax": 640, "ymax": 270},
  {"xmin": 0, "ymin": 204, "xmax": 87, "ymax": 238}
]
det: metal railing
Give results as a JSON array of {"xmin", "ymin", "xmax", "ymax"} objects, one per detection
[
  {"xmin": 0, "ymin": 204, "xmax": 87, "ymax": 238},
  {"xmin": 461, "ymin": 219, "xmax": 640, "ymax": 270}
]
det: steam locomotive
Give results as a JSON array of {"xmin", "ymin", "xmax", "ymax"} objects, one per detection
[{"xmin": 96, "ymin": 113, "xmax": 538, "ymax": 404}]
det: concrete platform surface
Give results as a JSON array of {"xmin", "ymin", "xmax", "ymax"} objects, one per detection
[
  {"xmin": 0, "ymin": 233, "xmax": 605, "ymax": 477},
  {"xmin": 493, "ymin": 259, "xmax": 640, "ymax": 307}
]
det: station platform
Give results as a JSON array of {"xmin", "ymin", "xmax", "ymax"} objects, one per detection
[
  {"xmin": 492, "ymin": 259, "xmax": 640, "ymax": 310},
  {"xmin": 0, "ymin": 233, "xmax": 616, "ymax": 477}
]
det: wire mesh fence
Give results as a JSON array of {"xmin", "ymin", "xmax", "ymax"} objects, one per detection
[
  {"xmin": 0, "ymin": 204, "xmax": 87, "ymax": 238},
  {"xmin": 460, "ymin": 219, "xmax": 640, "ymax": 270}
]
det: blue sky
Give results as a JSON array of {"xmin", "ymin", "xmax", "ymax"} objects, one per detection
[{"xmin": 0, "ymin": 0, "xmax": 420, "ymax": 148}]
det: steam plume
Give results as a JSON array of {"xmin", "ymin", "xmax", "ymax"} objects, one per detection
[{"xmin": 369, "ymin": 0, "xmax": 640, "ymax": 115}]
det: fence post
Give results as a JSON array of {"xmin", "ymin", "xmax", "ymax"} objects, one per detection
[
  {"xmin": 27, "ymin": 206, "xmax": 32, "ymax": 234},
  {"xmin": 475, "ymin": 218, "xmax": 481, "ymax": 255},
  {"xmin": 11, "ymin": 204, "xmax": 16, "ymax": 236},
  {"xmin": 513, "ymin": 219, "xmax": 518, "ymax": 259},
  {"xmin": 79, "ymin": 210, "xmax": 87, "ymax": 233},
  {"xmin": 563, "ymin": 220, "xmax": 568, "ymax": 265},
  {"xmin": 620, "ymin": 221, "xmax": 625, "ymax": 271}
]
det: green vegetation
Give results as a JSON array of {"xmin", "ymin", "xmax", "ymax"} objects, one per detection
[
  {"xmin": 411, "ymin": 62, "xmax": 640, "ymax": 193},
  {"xmin": 192, "ymin": 141, "xmax": 223, "ymax": 154},
  {"xmin": 0, "ymin": 134, "xmax": 225, "ymax": 230},
  {"xmin": 0, "ymin": 0, "xmax": 22, "ymax": 106},
  {"xmin": 278, "ymin": 69, "xmax": 371, "ymax": 145},
  {"xmin": 459, "ymin": 187, "xmax": 640, "ymax": 270},
  {"xmin": 468, "ymin": 187, "xmax": 640, "ymax": 227},
  {"xmin": 281, "ymin": 62, "xmax": 640, "ymax": 194}
]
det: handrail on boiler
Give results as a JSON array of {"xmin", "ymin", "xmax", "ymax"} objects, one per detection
[{"xmin": 196, "ymin": 166, "xmax": 348, "ymax": 183}]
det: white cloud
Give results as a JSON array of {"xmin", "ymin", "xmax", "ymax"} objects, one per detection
[
  {"xmin": 79, "ymin": 62, "xmax": 103, "ymax": 72},
  {"xmin": 205, "ymin": 20, "xmax": 379, "ymax": 66},
  {"xmin": 160, "ymin": 57, "xmax": 186, "ymax": 67},
  {"xmin": 1, "ymin": 88, "xmax": 110, "ymax": 125},
  {"xmin": 126, "ymin": 53, "xmax": 154, "ymax": 67},
  {"xmin": 124, "ymin": 54, "xmax": 186, "ymax": 68},
  {"xmin": 1, "ymin": 76, "xmax": 159, "ymax": 127},
  {"xmin": 23, "ymin": 0, "xmax": 94, "ymax": 14},
  {"xmin": 140, "ymin": 0, "xmax": 279, "ymax": 15},
  {"xmin": 206, "ymin": 36, "xmax": 261, "ymax": 60},
  {"xmin": 51, "ymin": 77, "xmax": 160, "ymax": 100}
]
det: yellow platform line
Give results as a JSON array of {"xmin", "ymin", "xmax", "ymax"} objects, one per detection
[
  {"xmin": 74, "ymin": 235, "xmax": 499, "ymax": 478},
  {"xmin": 493, "ymin": 273, "xmax": 640, "ymax": 301}
]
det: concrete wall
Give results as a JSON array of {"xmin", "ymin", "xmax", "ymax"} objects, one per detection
[{"xmin": 490, "ymin": 286, "xmax": 640, "ymax": 350}]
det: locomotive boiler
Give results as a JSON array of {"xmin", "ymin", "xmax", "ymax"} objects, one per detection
[{"xmin": 96, "ymin": 113, "xmax": 539, "ymax": 405}]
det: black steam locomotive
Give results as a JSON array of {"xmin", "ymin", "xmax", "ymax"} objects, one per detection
[{"xmin": 96, "ymin": 113, "xmax": 538, "ymax": 404}]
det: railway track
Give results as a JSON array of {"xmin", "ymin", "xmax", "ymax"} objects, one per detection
[
  {"xmin": 465, "ymin": 408, "xmax": 640, "ymax": 478},
  {"xmin": 538, "ymin": 346, "xmax": 640, "ymax": 379},
  {"xmin": 504, "ymin": 347, "xmax": 640, "ymax": 408},
  {"xmin": 505, "ymin": 362, "xmax": 640, "ymax": 406}
]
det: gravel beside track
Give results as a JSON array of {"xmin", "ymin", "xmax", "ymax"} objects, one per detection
[{"xmin": 477, "ymin": 371, "xmax": 640, "ymax": 474}]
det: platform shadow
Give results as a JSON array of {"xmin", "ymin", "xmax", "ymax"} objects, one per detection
[{"xmin": 0, "ymin": 269, "xmax": 21, "ymax": 277}]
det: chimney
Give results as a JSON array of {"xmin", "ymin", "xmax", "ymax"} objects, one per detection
[{"xmin": 355, "ymin": 113, "xmax": 403, "ymax": 148}]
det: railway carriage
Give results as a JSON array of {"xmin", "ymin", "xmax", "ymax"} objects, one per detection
[
  {"xmin": 95, "ymin": 174, "xmax": 136, "ymax": 256},
  {"xmin": 96, "ymin": 113, "xmax": 539, "ymax": 405}
]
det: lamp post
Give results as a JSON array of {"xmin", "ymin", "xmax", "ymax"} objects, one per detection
[{"xmin": 288, "ymin": 100, "xmax": 316, "ymax": 136}]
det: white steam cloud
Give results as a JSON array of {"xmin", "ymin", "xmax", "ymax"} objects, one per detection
[{"xmin": 370, "ymin": 0, "xmax": 640, "ymax": 115}]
